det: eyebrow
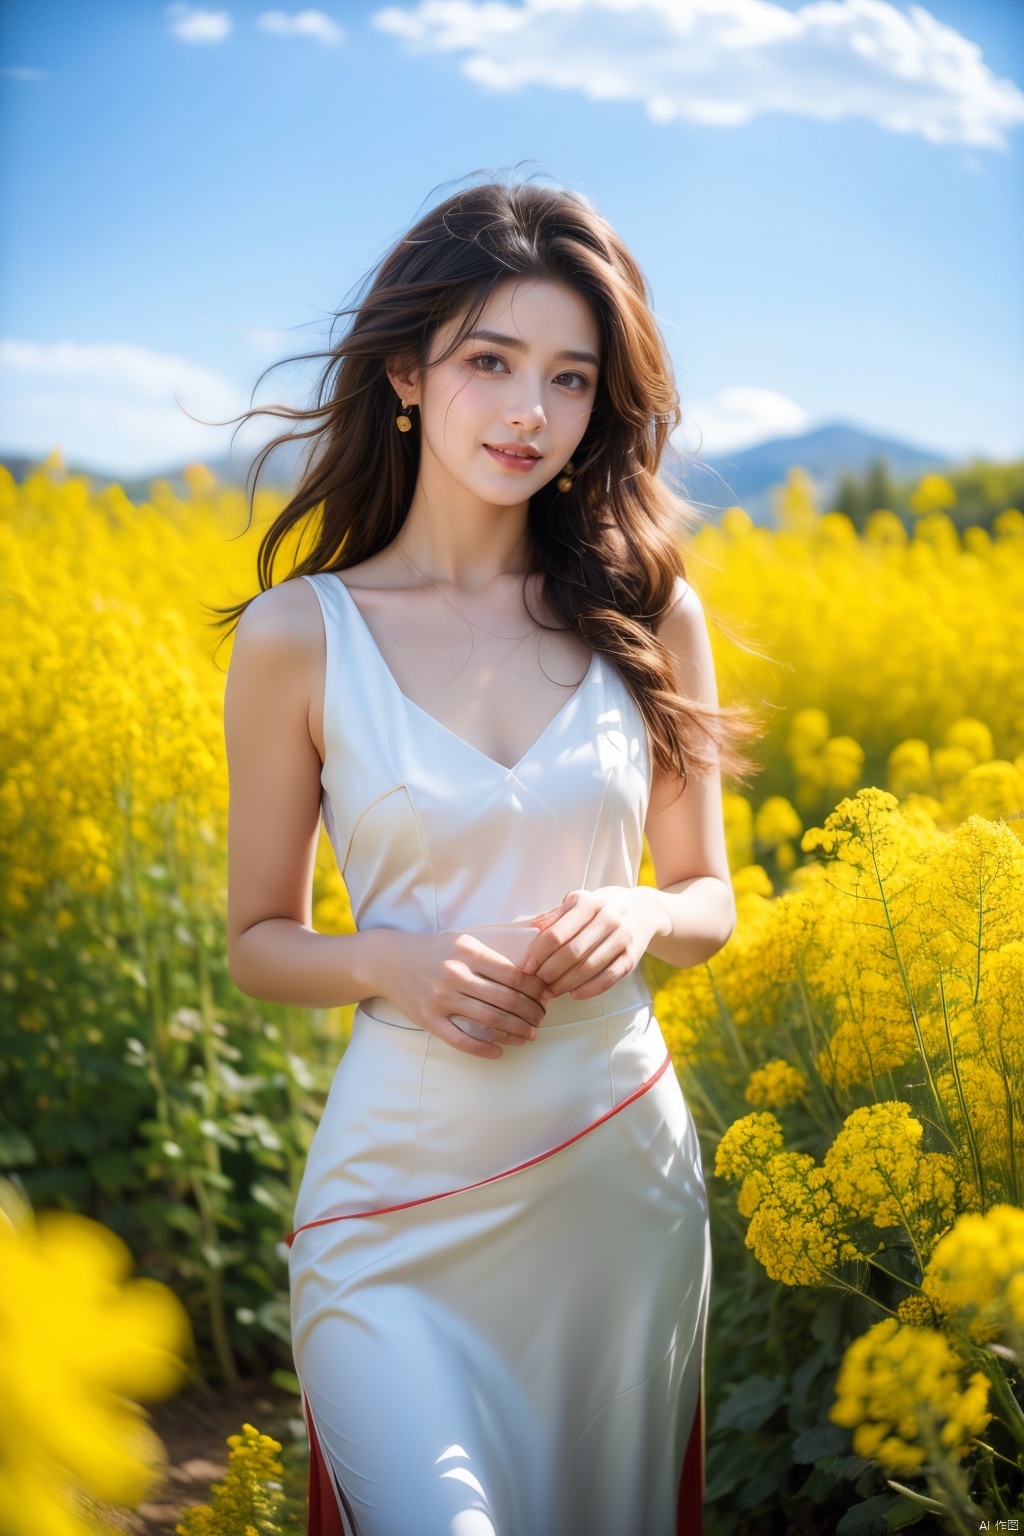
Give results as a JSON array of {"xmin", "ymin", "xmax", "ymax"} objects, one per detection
[{"xmin": 465, "ymin": 329, "xmax": 600, "ymax": 368}]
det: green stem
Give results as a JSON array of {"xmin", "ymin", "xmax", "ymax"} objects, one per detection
[
  {"xmin": 866, "ymin": 825, "xmax": 954, "ymax": 1148},
  {"xmin": 820, "ymin": 1267, "xmax": 898, "ymax": 1316},
  {"xmin": 972, "ymin": 1437, "xmax": 1022, "ymax": 1473},
  {"xmin": 937, "ymin": 966, "xmax": 985, "ymax": 1208},
  {"xmin": 973, "ymin": 1443, "xmax": 1010, "ymax": 1517},
  {"xmin": 682, "ymin": 1065, "xmax": 729, "ymax": 1137},
  {"xmin": 189, "ymin": 1167, "xmax": 238, "ymax": 1388},
  {"xmin": 976, "ymin": 1352, "xmax": 1024, "ymax": 1449},
  {"xmin": 707, "ymin": 969, "xmax": 750, "ymax": 1075},
  {"xmin": 194, "ymin": 915, "xmax": 238, "ymax": 1388}
]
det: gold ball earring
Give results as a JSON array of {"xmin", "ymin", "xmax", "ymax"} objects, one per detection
[
  {"xmin": 396, "ymin": 398, "xmax": 413, "ymax": 433},
  {"xmin": 556, "ymin": 459, "xmax": 575, "ymax": 493}
]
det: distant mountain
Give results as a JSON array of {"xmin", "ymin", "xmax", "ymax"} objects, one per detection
[
  {"xmin": 672, "ymin": 421, "xmax": 955, "ymax": 526},
  {"xmin": 2, "ymin": 421, "xmax": 958, "ymax": 522}
]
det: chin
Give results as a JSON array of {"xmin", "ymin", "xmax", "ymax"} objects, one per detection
[{"xmin": 465, "ymin": 477, "xmax": 532, "ymax": 506}]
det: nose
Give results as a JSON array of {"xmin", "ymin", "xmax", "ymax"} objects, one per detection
[{"xmin": 505, "ymin": 378, "xmax": 546, "ymax": 433}]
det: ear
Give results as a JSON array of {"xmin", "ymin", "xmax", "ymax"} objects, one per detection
[{"xmin": 385, "ymin": 356, "xmax": 421, "ymax": 407}]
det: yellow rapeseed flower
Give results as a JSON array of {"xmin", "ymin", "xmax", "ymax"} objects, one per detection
[
  {"xmin": 910, "ymin": 474, "xmax": 957, "ymax": 517},
  {"xmin": 830, "ymin": 1318, "xmax": 991, "ymax": 1474},
  {"xmin": 742, "ymin": 1150, "xmax": 852, "ymax": 1286},
  {"xmin": 176, "ymin": 1422, "xmax": 284, "ymax": 1536},
  {"xmin": 714, "ymin": 1111, "xmax": 786, "ymax": 1181},
  {"xmin": 744, "ymin": 1058, "xmax": 808, "ymax": 1110},
  {"xmin": 922, "ymin": 1204, "xmax": 1024, "ymax": 1338},
  {"xmin": 887, "ymin": 738, "xmax": 933, "ymax": 800},
  {"xmin": 823, "ymin": 1102, "xmax": 958, "ymax": 1241},
  {"xmin": 753, "ymin": 795, "xmax": 803, "ymax": 850},
  {"xmin": 715, "ymin": 1113, "xmax": 855, "ymax": 1285}
]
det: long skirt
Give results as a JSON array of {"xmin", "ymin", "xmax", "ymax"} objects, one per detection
[{"xmin": 287, "ymin": 988, "xmax": 710, "ymax": 1536}]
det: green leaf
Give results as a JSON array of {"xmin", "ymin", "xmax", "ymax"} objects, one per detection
[
  {"xmin": 797, "ymin": 1466, "xmax": 838, "ymax": 1503},
  {"xmin": 884, "ymin": 1494, "xmax": 926, "ymax": 1530},
  {"xmin": 836, "ymin": 1494, "xmax": 903, "ymax": 1536},
  {"xmin": 0, "ymin": 1126, "xmax": 37, "ymax": 1167},
  {"xmin": 792, "ymin": 1423, "xmax": 851, "ymax": 1463},
  {"xmin": 712, "ymin": 1374, "xmax": 786, "ymax": 1434},
  {"xmin": 256, "ymin": 1296, "xmax": 293, "ymax": 1346},
  {"xmin": 89, "ymin": 1149, "xmax": 142, "ymax": 1192},
  {"xmin": 734, "ymin": 1440, "xmax": 793, "ymax": 1510},
  {"xmin": 270, "ymin": 1369, "xmax": 301, "ymax": 1396},
  {"xmin": 810, "ymin": 1291, "xmax": 847, "ymax": 1351}
]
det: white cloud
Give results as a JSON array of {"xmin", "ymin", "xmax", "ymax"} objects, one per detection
[
  {"xmin": 0, "ymin": 340, "xmax": 247, "ymax": 476},
  {"xmin": 373, "ymin": 0, "xmax": 1024, "ymax": 149},
  {"xmin": 165, "ymin": 4, "xmax": 232, "ymax": 44},
  {"xmin": 673, "ymin": 385, "xmax": 809, "ymax": 457},
  {"xmin": 0, "ymin": 66, "xmax": 49, "ymax": 82},
  {"xmin": 257, "ymin": 9, "xmax": 344, "ymax": 44}
]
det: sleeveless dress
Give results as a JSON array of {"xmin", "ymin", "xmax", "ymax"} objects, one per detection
[{"xmin": 287, "ymin": 572, "xmax": 711, "ymax": 1536}]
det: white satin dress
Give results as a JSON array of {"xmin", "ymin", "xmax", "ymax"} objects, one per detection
[{"xmin": 287, "ymin": 572, "xmax": 711, "ymax": 1536}]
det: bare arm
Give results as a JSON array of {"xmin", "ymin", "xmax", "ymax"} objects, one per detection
[
  {"xmin": 224, "ymin": 578, "xmax": 549, "ymax": 1056},
  {"xmin": 520, "ymin": 579, "xmax": 737, "ymax": 995},
  {"xmin": 641, "ymin": 579, "xmax": 737, "ymax": 968},
  {"xmin": 224, "ymin": 578, "xmax": 379, "ymax": 1007}
]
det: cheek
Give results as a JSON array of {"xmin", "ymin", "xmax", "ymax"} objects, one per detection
[
  {"xmin": 423, "ymin": 375, "xmax": 492, "ymax": 455},
  {"xmin": 550, "ymin": 393, "xmax": 595, "ymax": 446}
]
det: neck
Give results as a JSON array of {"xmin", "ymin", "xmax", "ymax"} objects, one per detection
[{"xmin": 397, "ymin": 447, "xmax": 530, "ymax": 591}]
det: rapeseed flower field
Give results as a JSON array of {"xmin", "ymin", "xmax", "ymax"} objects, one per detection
[{"xmin": 1, "ymin": 457, "xmax": 1021, "ymax": 1531}]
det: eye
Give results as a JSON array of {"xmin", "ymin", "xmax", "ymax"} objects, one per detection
[
  {"xmin": 554, "ymin": 370, "xmax": 592, "ymax": 391},
  {"xmin": 468, "ymin": 351, "xmax": 509, "ymax": 375}
]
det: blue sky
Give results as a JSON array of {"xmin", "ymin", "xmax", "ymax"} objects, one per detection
[{"xmin": 1, "ymin": 0, "xmax": 1021, "ymax": 475}]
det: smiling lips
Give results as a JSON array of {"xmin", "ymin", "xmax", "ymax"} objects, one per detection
[{"xmin": 484, "ymin": 443, "xmax": 542, "ymax": 472}]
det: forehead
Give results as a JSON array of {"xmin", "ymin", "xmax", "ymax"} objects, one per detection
[{"xmin": 455, "ymin": 277, "xmax": 601, "ymax": 357}]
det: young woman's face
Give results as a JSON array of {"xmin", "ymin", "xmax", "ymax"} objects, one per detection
[{"xmin": 411, "ymin": 278, "xmax": 601, "ymax": 506}]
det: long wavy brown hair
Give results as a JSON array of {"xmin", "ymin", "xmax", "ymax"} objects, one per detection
[{"xmin": 210, "ymin": 176, "xmax": 763, "ymax": 788}]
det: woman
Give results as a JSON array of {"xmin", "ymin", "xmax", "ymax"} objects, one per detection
[{"xmin": 221, "ymin": 179, "xmax": 759, "ymax": 1536}]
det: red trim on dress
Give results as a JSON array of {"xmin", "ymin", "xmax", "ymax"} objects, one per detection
[
  {"xmin": 286, "ymin": 1051, "xmax": 672, "ymax": 1247},
  {"xmin": 302, "ymin": 1393, "xmax": 345, "ymax": 1536},
  {"xmin": 293, "ymin": 1049, "xmax": 693, "ymax": 1534},
  {"xmin": 303, "ymin": 1386, "xmax": 705, "ymax": 1536},
  {"xmin": 677, "ymin": 1383, "xmax": 705, "ymax": 1534}
]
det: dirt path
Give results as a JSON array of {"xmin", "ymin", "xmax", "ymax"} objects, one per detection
[{"xmin": 90, "ymin": 1378, "xmax": 309, "ymax": 1533}]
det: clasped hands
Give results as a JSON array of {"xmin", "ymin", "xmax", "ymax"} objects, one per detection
[{"xmin": 378, "ymin": 886, "xmax": 670, "ymax": 1059}]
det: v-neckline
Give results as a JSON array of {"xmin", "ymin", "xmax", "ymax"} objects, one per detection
[{"xmin": 327, "ymin": 572, "xmax": 597, "ymax": 776}]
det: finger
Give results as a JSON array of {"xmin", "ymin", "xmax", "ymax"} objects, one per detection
[
  {"xmin": 453, "ymin": 939, "xmax": 552, "ymax": 1005},
  {"xmin": 451, "ymin": 998, "xmax": 539, "ymax": 1043},
  {"xmin": 520, "ymin": 893, "xmax": 582, "ymax": 970},
  {"xmin": 566, "ymin": 952, "xmax": 636, "ymax": 1001},
  {"xmin": 459, "ymin": 975, "xmax": 548, "ymax": 1027},
  {"xmin": 432, "ymin": 1017, "xmax": 503, "ymax": 1059},
  {"xmin": 529, "ymin": 899, "xmax": 574, "ymax": 932},
  {"xmin": 452, "ymin": 956, "xmax": 550, "ymax": 1010},
  {"xmin": 450, "ymin": 1013, "xmax": 533, "ymax": 1049},
  {"xmin": 521, "ymin": 897, "xmax": 594, "ymax": 975},
  {"xmin": 534, "ymin": 913, "xmax": 618, "ymax": 986},
  {"xmin": 547, "ymin": 933, "xmax": 629, "ymax": 997}
]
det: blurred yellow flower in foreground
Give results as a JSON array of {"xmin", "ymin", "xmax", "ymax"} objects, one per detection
[
  {"xmin": 0, "ymin": 1181, "xmax": 191, "ymax": 1536},
  {"xmin": 830, "ymin": 1317, "xmax": 991, "ymax": 1474},
  {"xmin": 923, "ymin": 1204, "xmax": 1024, "ymax": 1340}
]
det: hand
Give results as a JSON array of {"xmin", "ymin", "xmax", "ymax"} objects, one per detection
[
  {"xmin": 519, "ymin": 886, "xmax": 670, "ymax": 1001},
  {"xmin": 367, "ymin": 930, "xmax": 552, "ymax": 1059}
]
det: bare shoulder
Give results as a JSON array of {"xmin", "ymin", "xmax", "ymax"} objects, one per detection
[
  {"xmin": 657, "ymin": 573, "xmax": 702, "ymax": 630},
  {"xmin": 655, "ymin": 575, "xmax": 717, "ymax": 707},
  {"xmin": 232, "ymin": 575, "xmax": 324, "ymax": 670}
]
